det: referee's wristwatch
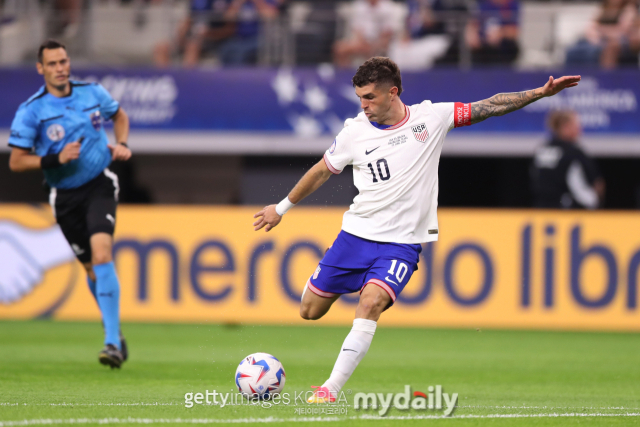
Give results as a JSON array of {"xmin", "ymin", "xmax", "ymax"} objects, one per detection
[{"xmin": 118, "ymin": 142, "xmax": 129, "ymax": 148}]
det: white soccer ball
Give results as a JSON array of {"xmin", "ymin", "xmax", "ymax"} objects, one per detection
[{"xmin": 235, "ymin": 352, "xmax": 286, "ymax": 400}]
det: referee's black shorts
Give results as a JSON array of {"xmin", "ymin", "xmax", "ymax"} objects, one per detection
[{"xmin": 50, "ymin": 169, "xmax": 119, "ymax": 264}]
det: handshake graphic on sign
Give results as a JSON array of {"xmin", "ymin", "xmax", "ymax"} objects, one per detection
[{"xmin": 0, "ymin": 221, "xmax": 75, "ymax": 304}]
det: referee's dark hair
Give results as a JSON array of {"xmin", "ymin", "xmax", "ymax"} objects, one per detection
[
  {"xmin": 38, "ymin": 39, "xmax": 67, "ymax": 63},
  {"xmin": 352, "ymin": 57, "xmax": 403, "ymax": 96}
]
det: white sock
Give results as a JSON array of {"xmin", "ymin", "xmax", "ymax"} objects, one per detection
[{"xmin": 322, "ymin": 318, "xmax": 376, "ymax": 396}]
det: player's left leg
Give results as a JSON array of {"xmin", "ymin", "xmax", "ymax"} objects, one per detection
[
  {"xmin": 300, "ymin": 281, "xmax": 340, "ymax": 320},
  {"xmin": 300, "ymin": 232, "xmax": 370, "ymax": 321},
  {"xmin": 308, "ymin": 285, "xmax": 389, "ymax": 403}
]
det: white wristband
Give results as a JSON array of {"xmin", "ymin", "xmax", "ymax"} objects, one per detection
[{"xmin": 275, "ymin": 197, "xmax": 295, "ymax": 216}]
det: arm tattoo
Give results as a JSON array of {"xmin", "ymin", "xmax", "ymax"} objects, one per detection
[{"xmin": 470, "ymin": 89, "xmax": 542, "ymax": 125}]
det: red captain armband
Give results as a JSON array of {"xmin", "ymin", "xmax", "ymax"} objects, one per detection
[{"xmin": 453, "ymin": 102, "xmax": 472, "ymax": 128}]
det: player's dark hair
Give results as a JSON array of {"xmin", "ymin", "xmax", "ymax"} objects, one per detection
[
  {"xmin": 352, "ymin": 57, "xmax": 403, "ymax": 96},
  {"xmin": 547, "ymin": 110, "xmax": 576, "ymax": 134},
  {"xmin": 38, "ymin": 39, "xmax": 67, "ymax": 63}
]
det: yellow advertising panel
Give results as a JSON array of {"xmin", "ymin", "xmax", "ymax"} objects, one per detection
[{"xmin": 2, "ymin": 204, "xmax": 640, "ymax": 331}]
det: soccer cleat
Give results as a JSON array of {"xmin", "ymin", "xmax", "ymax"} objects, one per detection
[
  {"xmin": 119, "ymin": 331, "xmax": 128, "ymax": 362},
  {"xmin": 99, "ymin": 344, "xmax": 123, "ymax": 369},
  {"xmin": 100, "ymin": 322, "xmax": 128, "ymax": 362},
  {"xmin": 307, "ymin": 386, "xmax": 336, "ymax": 403}
]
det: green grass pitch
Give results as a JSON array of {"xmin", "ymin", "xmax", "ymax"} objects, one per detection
[{"xmin": 1, "ymin": 320, "xmax": 640, "ymax": 426}]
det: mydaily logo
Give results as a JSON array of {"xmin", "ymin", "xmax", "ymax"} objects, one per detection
[{"xmin": 353, "ymin": 385, "xmax": 457, "ymax": 417}]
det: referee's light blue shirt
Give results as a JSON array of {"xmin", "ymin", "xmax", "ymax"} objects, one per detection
[{"xmin": 8, "ymin": 81, "xmax": 120, "ymax": 190}]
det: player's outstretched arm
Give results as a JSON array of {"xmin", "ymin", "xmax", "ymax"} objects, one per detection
[
  {"xmin": 253, "ymin": 159, "xmax": 333, "ymax": 232},
  {"xmin": 469, "ymin": 75, "xmax": 581, "ymax": 125}
]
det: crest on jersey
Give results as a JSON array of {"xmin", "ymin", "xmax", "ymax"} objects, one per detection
[
  {"xmin": 411, "ymin": 123, "xmax": 429, "ymax": 142},
  {"xmin": 46, "ymin": 124, "xmax": 65, "ymax": 142},
  {"xmin": 90, "ymin": 110, "xmax": 102, "ymax": 131},
  {"xmin": 329, "ymin": 139, "xmax": 337, "ymax": 154}
]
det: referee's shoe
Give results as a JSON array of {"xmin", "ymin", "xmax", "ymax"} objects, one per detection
[
  {"xmin": 99, "ymin": 344, "xmax": 124, "ymax": 369},
  {"xmin": 120, "ymin": 331, "xmax": 128, "ymax": 362}
]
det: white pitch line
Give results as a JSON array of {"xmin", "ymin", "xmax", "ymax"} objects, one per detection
[
  {"xmin": 0, "ymin": 404, "xmax": 180, "ymax": 407},
  {"xmin": 1, "ymin": 413, "xmax": 640, "ymax": 426},
  {"xmin": 3, "ymin": 403, "xmax": 640, "ymax": 410},
  {"xmin": 458, "ymin": 405, "xmax": 640, "ymax": 410}
]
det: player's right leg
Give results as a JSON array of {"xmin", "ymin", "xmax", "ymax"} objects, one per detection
[
  {"xmin": 300, "ymin": 232, "xmax": 369, "ymax": 320},
  {"xmin": 300, "ymin": 261, "xmax": 367, "ymax": 321},
  {"xmin": 300, "ymin": 283, "xmax": 340, "ymax": 320}
]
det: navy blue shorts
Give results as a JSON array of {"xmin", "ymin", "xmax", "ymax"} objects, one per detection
[{"xmin": 306, "ymin": 231, "xmax": 421, "ymax": 306}]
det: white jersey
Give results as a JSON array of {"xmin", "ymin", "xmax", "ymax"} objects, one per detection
[{"xmin": 324, "ymin": 100, "xmax": 471, "ymax": 244}]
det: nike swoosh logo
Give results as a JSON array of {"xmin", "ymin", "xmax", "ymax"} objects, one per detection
[
  {"xmin": 342, "ymin": 349, "xmax": 358, "ymax": 353},
  {"xmin": 365, "ymin": 147, "xmax": 380, "ymax": 155},
  {"xmin": 385, "ymin": 276, "xmax": 399, "ymax": 286}
]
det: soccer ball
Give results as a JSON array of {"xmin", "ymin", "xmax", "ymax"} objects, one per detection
[{"xmin": 235, "ymin": 353, "xmax": 286, "ymax": 400}]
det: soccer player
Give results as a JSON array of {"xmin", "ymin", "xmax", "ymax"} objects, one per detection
[
  {"xmin": 253, "ymin": 57, "xmax": 580, "ymax": 401},
  {"xmin": 8, "ymin": 40, "xmax": 131, "ymax": 369}
]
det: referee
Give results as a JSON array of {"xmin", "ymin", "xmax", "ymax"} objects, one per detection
[
  {"xmin": 8, "ymin": 40, "xmax": 131, "ymax": 368},
  {"xmin": 531, "ymin": 110, "xmax": 605, "ymax": 209}
]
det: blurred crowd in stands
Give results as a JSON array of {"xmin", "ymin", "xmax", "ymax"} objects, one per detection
[
  {"xmin": 566, "ymin": 0, "xmax": 640, "ymax": 68},
  {"xmin": 150, "ymin": 0, "xmax": 526, "ymax": 67},
  {"xmin": 154, "ymin": 0, "xmax": 288, "ymax": 67},
  {"xmin": 5, "ymin": 0, "xmax": 640, "ymax": 68}
]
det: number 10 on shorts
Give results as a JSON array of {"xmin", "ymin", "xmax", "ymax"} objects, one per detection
[{"xmin": 387, "ymin": 260, "xmax": 408, "ymax": 284}]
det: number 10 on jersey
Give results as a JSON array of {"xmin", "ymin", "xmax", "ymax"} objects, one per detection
[
  {"xmin": 388, "ymin": 259, "xmax": 408, "ymax": 283},
  {"xmin": 368, "ymin": 159, "xmax": 390, "ymax": 183}
]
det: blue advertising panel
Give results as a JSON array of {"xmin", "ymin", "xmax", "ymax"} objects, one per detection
[{"xmin": 0, "ymin": 68, "xmax": 637, "ymax": 135}]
